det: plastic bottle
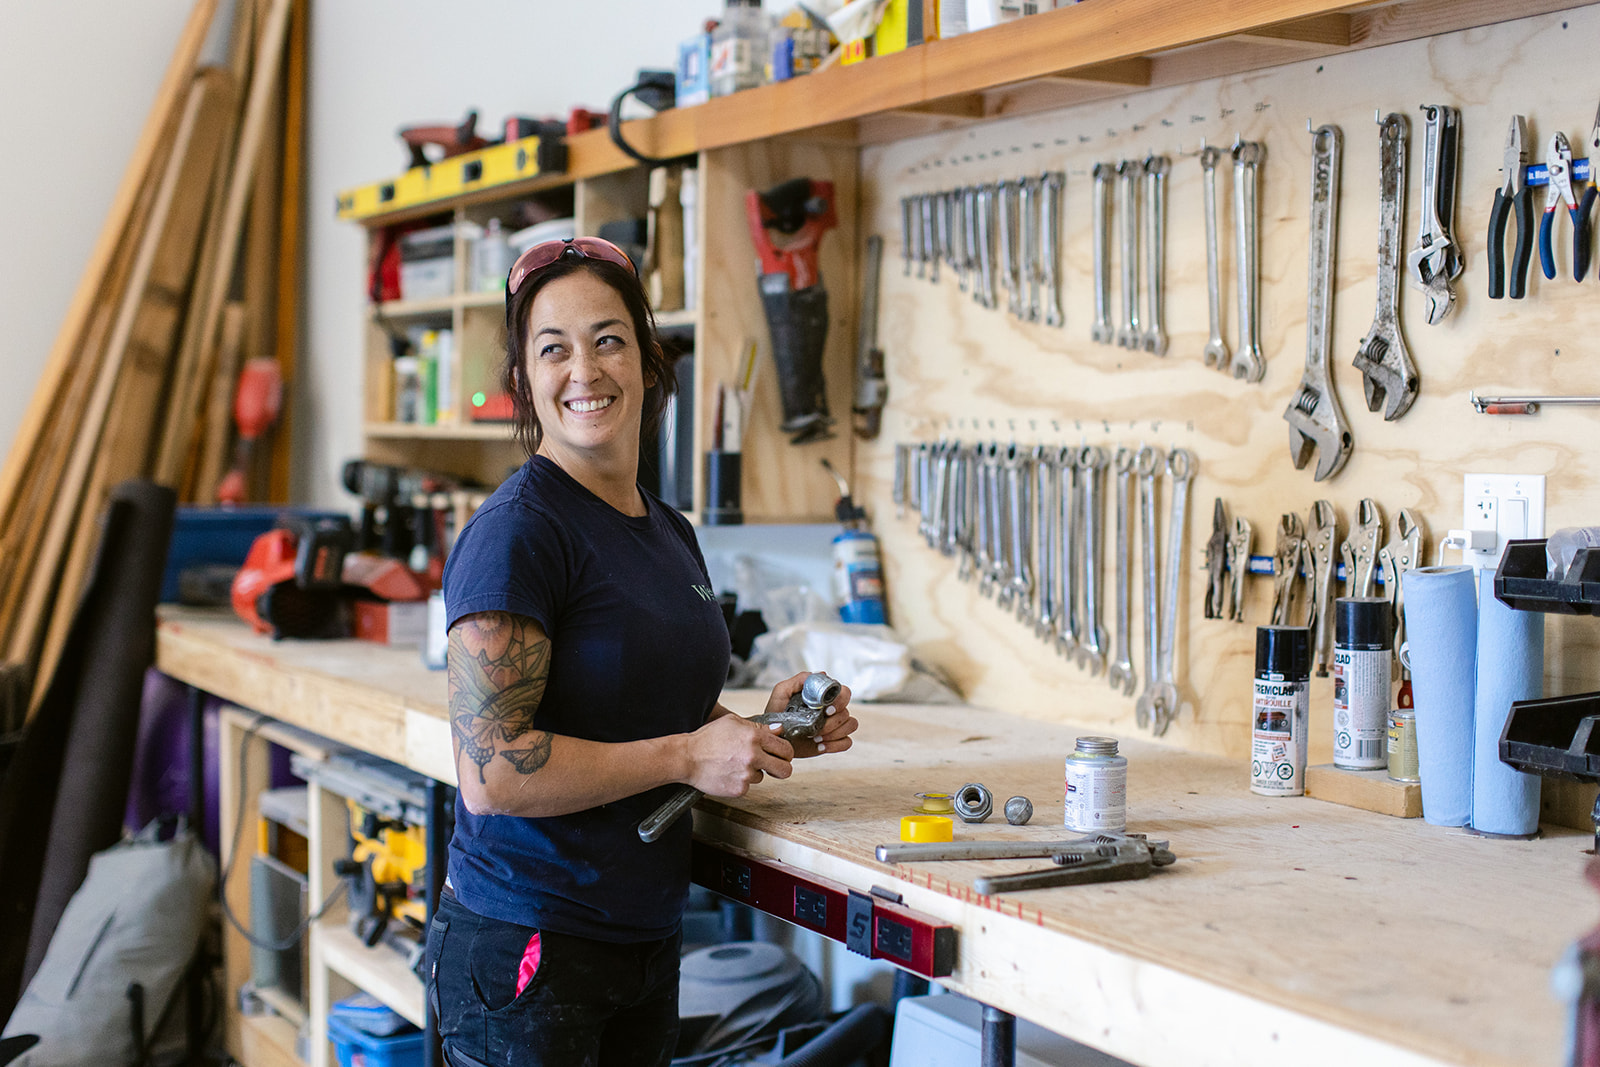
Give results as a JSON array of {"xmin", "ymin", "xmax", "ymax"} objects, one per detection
[
  {"xmin": 710, "ymin": 0, "xmax": 768, "ymax": 97},
  {"xmin": 473, "ymin": 218, "xmax": 513, "ymax": 293}
]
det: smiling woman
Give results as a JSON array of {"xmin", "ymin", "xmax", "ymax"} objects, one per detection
[{"xmin": 429, "ymin": 237, "xmax": 859, "ymax": 1066}]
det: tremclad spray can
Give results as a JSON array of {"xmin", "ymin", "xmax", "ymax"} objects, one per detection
[
  {"xmin": 1251, "ymin": 626, "xmax": 1311, "ymax": 796},
  {"xmin": 1332, "ymin": 597, "xmax": 1394, "ymax": 770}
]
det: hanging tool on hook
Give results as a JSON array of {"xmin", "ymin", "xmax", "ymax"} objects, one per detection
[
  {"xmin": 1407, "ymin": 104, "xmax": 1463, "ymax": 324},
  {"xmin": 1539, "ymin": 131, "xmax": 1592, "ymax": 283},
  {"xmin": 1487, "ymin": 115, "xmax": 1534, "ymax": 299},
  {"xmin": 1354, "ymin": 112, "xmax": 1419, "ymax": 421}
]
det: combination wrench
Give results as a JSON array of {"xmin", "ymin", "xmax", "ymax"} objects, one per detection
[
  {"xmin": 1152, "ymin": 449, "xmax": 1194, "ymax": 735},
  {"xmin": 901, "ymin": 197, "xmax": 915, "ymax": 277},
  {"xmin": 1142, "ymin": 154, "xmax": 1170, "ymax": 355},
  {"xmin": 1055, "ymin": 445, "xmax": 1082, "ymax": 660},
  {"xmin": 1091, "ymin": 163, "xmax": 1115, "ymax": 344},
  {"xmin": 921, "ymin": 193, "xmax": 939, "ymax": 283},
  {"xmin": 1107, "ymin": 447, "xmax": 1137, "ymax": 695},
  {"xmin": 1229, "ymin": 140, "xmax": 1266, "ymax": 382},
  {"xmin": 1353, "ymin": 113, "xmax": 1418, "ymax": 421},
  {"xmin": 1033, "ymin": 445, "xmax": 1057, "ymax": 640},
  {"xmin": 1020, "ymin": 175, "xmax": 1041, "ymax": 322},
  {"xmin": 1284, "ymin": 123, "xmax": 1353, "ymax": 482},
  {"xmin": 1132, "ymin": 446, "xmax": 1164, "ymax": 730},
  {"xmin": 976, "ymin": 184, "xmax": 997, "ymax": 310},
  {"xmin": 1078, "ymin": 445, "xmax": 1111, "ymax": 675},
  {"xmin": 1199, "ymin": 145, "xmax": 1231, "ymax": 370},
  {"xmin": 1041, "ymin": 171, "xmax": 1066, "ymax": 327},
  {"xmin": 997, "ymin": 180, "xmax": 1021, "ymax": 317},
  {"xmin": 1116, "ymin": 160, "xmax": 1142, "ymax": 348},
  {"xmin": 1004, "ymin": 444, "xmax": 1033, "ymax": 617}
]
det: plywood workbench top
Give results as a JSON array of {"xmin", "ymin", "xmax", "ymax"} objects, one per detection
[{"xmin": 156, "ymin": 608, "xmax": 1589, "ymax": 1067}]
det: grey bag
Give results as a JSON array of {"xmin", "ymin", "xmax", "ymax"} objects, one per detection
[{"xmin": 2, "ymin": 823, "xmax": 215, "ymax": 1066}]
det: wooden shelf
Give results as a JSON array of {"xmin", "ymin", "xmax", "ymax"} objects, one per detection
[
  {"xmin": 374, "ymin": 291, "xmax": 501, "ymax": 318},
  {"xmin": 363, "ymin": 420, "xmax": 515, "ymax": 441},
  {"xmin": 316, "ymin": 921, "xmax": 426, "ymax": 1029},
  {"xmin": 353, "ymin": 0, "xmax": 1595, "ymax": 224},
  {"xmin": 234, "ymin": 1011, "xmax": 307, "ymax": 1067}
]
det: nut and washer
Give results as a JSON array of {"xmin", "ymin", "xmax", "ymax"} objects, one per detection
[
  {"xmin": 1004, "ymin": 795, "xmax": 1034, "ymax": 825},
  {"xmin": 954, "ymin": 782, "xmax": 994, "ymax": 822}
]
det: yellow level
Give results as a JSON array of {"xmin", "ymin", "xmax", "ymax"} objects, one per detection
[{"xmin": 336, "ymin": 133, "xmax": 567, "ymax": 222}]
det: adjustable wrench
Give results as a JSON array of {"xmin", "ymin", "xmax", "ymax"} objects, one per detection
[
  {"xmin": 1353, "ymin": 114, "xmax": 1419, "ymax": 421},
  {"xmin": 1055, "ymin": 445, "xmax": 1082, "ymax": 660},
  {"xmin": 997, "ymin": 180, "xmax": 1021, "ymax": 316},
  {"xmin": 1284, "ymin": 124, "xmax": 1353, "ymax": 482},
  {"xmin": 1378, "ymin": 508, "xmax": 1425, "ymax": 662},
  {"xmin": 1133, "ymin": 446, "xmax": 1164, "ymax": 729},
  {"xmin": 1020, "ymin": 175, "xmax": 1041, "ymax": 322},
  {"xmin": 1406, "ymin": 104, "xmax": 1462, "ymax": 324},
  {"xmin": 1199, "ymin": 145, "xmax": 1231, "ymax": 370},
  {"xmin": 1229, "ymin": 141, "xmax": 1267, "ymax": 382},
  {"xmin": 1341, "ymin": 498, "xmax": 1384, "ymax": 598},
  {"xmin": 1226, "ymin": 516, "xmax": 1253, "ymax": 623},
  {"xmin": 1091, "ymin": 163, "xmax": 1115, "ymax": 344},
  {"xmin": 1041, "ymin": 171, "xmax": 1066, "ymax": 327},
  {"xmin": 1306, "ymin": 500, "xmax": 1339, "ymax": 677},
  {"xmin": 1151, "ymin": 449, "xmax": 1194, "ymax": 735},
  {"xmin": 1107, "ymin": 447, "xmax": 1137, "ymax": 695},
  {"xmin": 1079, "ymin": 445, "xmax": 1111, "ymax": 675},
  {"xmin": 1033, "ymin": 445, "xmax": 1057, "ymax": 639},
  {"xmin": 1142, "ymin": 154, "xmax": 1170, "ymax": 355},
  {"xmin": 1271, "ymin": 512, "xmax": 1307, "ymax": 626},
  {"xmin": 1116, "ymin": 160, "xmax": 1142, "ymax": 348}
]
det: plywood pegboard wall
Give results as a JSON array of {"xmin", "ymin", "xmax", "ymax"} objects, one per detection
[{"xmin": 853, "ymin": 7, "xmax": 1600, "ymax": 782}]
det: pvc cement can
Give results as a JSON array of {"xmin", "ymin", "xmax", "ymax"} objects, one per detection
[
  {"xmin": 1388, "ymin": 709, "xmax": 1420, "ymax": 782},
  {"xmin": 1332, "ymin": 597, "xmax": 1393, "ymax": 770},
  {"xmin": 1064, "ymin": 736, "xmax": 1126, "ymax": 833},
  {"xmin": 1251, "ymin": 626, "xmax": 1311, "ymax": 796}
]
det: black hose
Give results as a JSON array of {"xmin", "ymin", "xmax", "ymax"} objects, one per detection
[{"xmin": 775, "ymin": 1003, "xmax": 889, "ymax": 1067}]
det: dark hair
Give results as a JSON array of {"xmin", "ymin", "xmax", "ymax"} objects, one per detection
[{"xmin": 500, "ymin": 256, "xmax": 675, "ymax": 458}]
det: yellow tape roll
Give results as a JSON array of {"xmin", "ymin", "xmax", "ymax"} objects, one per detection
[{"xmin": 901, "ymin": 815, "xmax": 954, "ymax": 843}]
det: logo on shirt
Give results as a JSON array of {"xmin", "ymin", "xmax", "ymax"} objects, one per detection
[{"xmin": 691, "ymin": 584, "xmax": 716, "ymax": 602}]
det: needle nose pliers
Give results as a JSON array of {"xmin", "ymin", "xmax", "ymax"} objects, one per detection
[
  {"xmin": 1540, "ymin": 131, "xmax": 1593, "ymax": 282},
  {"xmin": 1488, "ymin": 115, "xmax": 1533, "ymax": 298}
]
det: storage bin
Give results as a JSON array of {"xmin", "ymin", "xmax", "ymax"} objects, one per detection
[{"xmin": 326, "ymin": 1012, "xmax": 425, "ymax": 1067}]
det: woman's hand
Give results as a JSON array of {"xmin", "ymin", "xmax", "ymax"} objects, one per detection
[
  {"xmin": 764, "ymin": 672, "xmax": 859, "ymax": 759},
  {"xmin": 684, "ymin": 712, "xmax": 795, "ymax": 797}
]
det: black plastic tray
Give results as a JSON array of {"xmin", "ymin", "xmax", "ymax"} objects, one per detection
[
  {"xmin": 1500, "ymin": 691, "xmax": 1600, "ymax": 782},
  {"xmin": 1492, "ymin": 539, "xmax": 1600, "ymax": 615}
]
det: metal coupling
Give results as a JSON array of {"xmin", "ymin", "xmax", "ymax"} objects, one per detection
[
  {"xmin": 954, "ymin": 782, "xmax": 994, "ymax": 822},
  {"xmin": 1004, "ymin": 795, "xmax": 1034, "ymax": 825}
]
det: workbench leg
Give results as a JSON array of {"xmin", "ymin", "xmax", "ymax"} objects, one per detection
[
  {"xmin": 981, "ymin": 1005, "xmax": 1015, "ymax": 1067},
  {"xmin": 423, "ymin": 780, "xmax": 448, "ymax": 1067}
]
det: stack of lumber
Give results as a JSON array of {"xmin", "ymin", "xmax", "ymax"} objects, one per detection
[{"xmin": 0, "ymin": 0, "xmax": 307, "ymax": 725}]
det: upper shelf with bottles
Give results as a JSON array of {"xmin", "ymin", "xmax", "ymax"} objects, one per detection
[{"xmin": 344, "ymin": 0, "xmax": 1590, "ymax": 228}]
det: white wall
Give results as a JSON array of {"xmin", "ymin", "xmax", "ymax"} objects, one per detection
[
  {"xmin": 301, "ymin": 0, "xmax": 715, "ymax": 506},
  {"xmin": 0, "ymin": 0, "xmax": 211, "ymax": 476},
  {"xmin": 0, "ymin": 0, "xmax": 715, "ymax": 506}
]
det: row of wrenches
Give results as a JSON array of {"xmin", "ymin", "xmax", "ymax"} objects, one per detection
[
  {"xmin": 893, "ymin": 440, "xmax": 1195, "ymax": 736},
  {"xmin": 900, "ymin": 175, "xmax": 1067, "ymax": 325}
]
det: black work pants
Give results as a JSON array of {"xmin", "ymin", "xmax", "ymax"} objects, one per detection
[{"xmin": 426, "ymin": 889, "xmax": 681, "ymax": 1067}]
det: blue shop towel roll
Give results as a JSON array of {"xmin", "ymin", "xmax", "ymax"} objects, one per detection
[
  {"xmin": 1472, "ymin": 567, "xmax": 1543, "ymax": 835},
  {"xmin": 1403, "ymin": 565, "xmax": 1477, "ymax": 826}
]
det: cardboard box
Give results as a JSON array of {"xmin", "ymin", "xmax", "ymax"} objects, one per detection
[{"xmin": 353, "ymin": 600, "xmax": 429, "ymax": 647}]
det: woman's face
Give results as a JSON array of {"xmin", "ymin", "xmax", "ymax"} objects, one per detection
[{"xmin": 523, "ymin": 270, "xmax": 648, "ymax": 470}]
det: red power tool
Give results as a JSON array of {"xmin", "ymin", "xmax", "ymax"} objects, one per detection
[
  {"xmin": 745, "ymin": 178, "xmax": 837, "ymax": 445},
  {"xmin": 216, "ymin": 358, "xmax": 283, "ymax": 505}
]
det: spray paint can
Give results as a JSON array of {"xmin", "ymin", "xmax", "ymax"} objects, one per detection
[
  {"xmin": 1332, "ymin": 597, "xmax": 1394, "ymax": 770},
  {"xmin": 1251, "ymin": 626, "xmax": 1311, "ymax": 796},
  {"xmin": 1064, "ymin": 736, "xmax": 1127, "ymax": 832}
]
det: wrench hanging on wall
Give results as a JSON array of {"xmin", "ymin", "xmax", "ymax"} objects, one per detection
[
  {"xmin": 1353, "ymin": 113, "xmax": 1419, "ymax": 420},
  {"xmin": 1199, "ymin": 145, "xmax": 1231, "ymax": 371},
  {"xmin": 1116, "ymin": 159, "xmax": 1143, "ymax": 349},
  {"xmin": 1284, "ymin": 123, "xmax": 1352, "ymax": 481},
  {"xmin": 1406, "ymin": 104, "xmax": 1463, "ymax": 324},
  {"xmin": 1229, "ymin": 140, "xmax": 1266, "ymax": 382},
  {"xmin": 1091, "ymin": 163, "xmax": 1115, "ymax": 344},
  {"xmin": 1041, "ymin": 171, "xmax": 1066, "ymax": 327},
  {"xmin": 1141, "ymin": 154, "xmax": 1170, "ymax": 355}
]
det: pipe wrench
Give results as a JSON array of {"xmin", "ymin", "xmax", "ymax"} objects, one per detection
[{"xmin": 1341, "ymin": 498, "xmax": 1384, "ymax": 597}]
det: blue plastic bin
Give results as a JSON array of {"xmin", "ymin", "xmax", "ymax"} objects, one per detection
[{"xmin": 326, "ymin": 1013, "xmax": 425, "ymax": 1067}]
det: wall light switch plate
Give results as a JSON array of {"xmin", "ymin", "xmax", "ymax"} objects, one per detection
[{"xmin": 1462, "ymin": 473, "xmax": 1545, "ymax": 573}]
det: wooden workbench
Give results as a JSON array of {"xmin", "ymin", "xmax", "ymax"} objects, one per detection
[{"xmin": 156, "ymin": 607, "xmax": 1591, "ymax": 1067}]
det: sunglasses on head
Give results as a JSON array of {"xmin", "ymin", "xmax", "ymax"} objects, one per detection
[{"xmin": 505, "ymin": 236, "xmax": 637, "ymax": 297}]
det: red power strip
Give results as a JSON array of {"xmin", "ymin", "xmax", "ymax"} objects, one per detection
[{"xmin": 691, "ymin": 839, "xmax": 957, "ymax": 978}]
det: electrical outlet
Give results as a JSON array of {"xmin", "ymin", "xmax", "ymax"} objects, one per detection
[{"xmin": 1461, "ymin": 473, "xmax": 1545, "ymax": 573}]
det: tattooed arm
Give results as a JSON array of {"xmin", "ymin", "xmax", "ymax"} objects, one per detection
[{"xmin": 448, "ymin": 611, "xmax": 798, "ymax": 817}]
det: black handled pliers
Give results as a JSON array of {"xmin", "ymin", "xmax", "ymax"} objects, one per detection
[
  {"xmin": 1540, "ymin": 131, "xmax": 1592, "ymax": 282},
  {"xmin": 1488, "ymin": 115, "xmax": 1533, "ymax": 298}
]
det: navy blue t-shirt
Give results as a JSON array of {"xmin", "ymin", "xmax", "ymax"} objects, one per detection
[{"xmin": 441, "ymin": 455, "xmax": 731, "ymax": 942}]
